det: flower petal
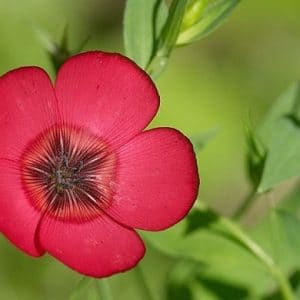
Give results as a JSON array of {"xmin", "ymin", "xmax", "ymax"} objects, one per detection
[
  {"xmin": 55, "ymin": 51, "xmax": 159, "ymax": 149},
  {"xmin": 0, "ymin": 67, "xmax": 58, "ymax": 160},
  {"xmin": 105, "ymin": 128, "xmax": 199, "ymax": 231},
  {"xmin": 0, "ymin": 160, "xmax": 44, "ymax": 256},
  {"xmin": 38, "ymin": 214, "xmax": 145, "ymax": 277}
]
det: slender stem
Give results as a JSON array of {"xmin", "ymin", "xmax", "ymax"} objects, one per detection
[
  {"xmin": 233, "ymin": 189, "xmax": 257, "ymax": 220},
  {"xmin": 95, "ymin": 279, "xmax": 113, "ymax": 300},
  {"xmin": 220, "ymin": 217, "xmax": 294, "ymax": 300},
  {"xmin": 134, "ymin": 264, "xmax": 154, "ymax": 300}
]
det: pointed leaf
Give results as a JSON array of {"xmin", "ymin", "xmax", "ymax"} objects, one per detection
[
  {"xmin": 258, "ymin": 117, "xmax": 300, "ymax": 193},
  {"xmin": 259, "ymin": 82, "xmax": 300, "ymax": 145},
  {"xmin": 123, "ymin": 0, "xmax": 168, "ymax": 69}
]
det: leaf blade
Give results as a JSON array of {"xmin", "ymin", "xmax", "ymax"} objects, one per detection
[{"xmin": 123, "ymin": 0, "xmax": 168, "ymax": 69}]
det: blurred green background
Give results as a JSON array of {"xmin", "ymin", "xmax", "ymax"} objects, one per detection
[{"xmin": 1, "ymin": 0, "xmax": 300, "ymax": 299}]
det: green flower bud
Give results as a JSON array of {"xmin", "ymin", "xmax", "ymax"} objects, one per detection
[{"xmin": 181, "ymin": 0, "xmax": 207, "ymax": 31}]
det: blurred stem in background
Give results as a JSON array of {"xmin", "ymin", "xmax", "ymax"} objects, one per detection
[
  {"xmin": 95, "ymin": 279, "xmax": 113, "ymax": 300},
  {"xmin": 133, "ymin": 265, "xmax": 154, "ymax": 300},
  {"xmin": 233, "ymin": 189, "xmax": 258, "ymax": 220},
  {"xmin": 233, "ymin": 123, "xmax": 267, "ymax": 220},
  {"xmin": 218, "ymin": 213, "xmax": 294, "ymax": 300}
]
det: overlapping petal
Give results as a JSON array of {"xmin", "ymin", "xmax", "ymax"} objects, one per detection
[
  {"xmin": 38, "ymin": 213, "xmax": 145, "ymax": 277},
  {"xmin": 0, "ymin": 52, "xmax": 199, "ymax": 278},
  {"xmin": 55, "ymin": 52, "xmax": 159, "ymax": 150},
  {"xmin": 0, "ymin": 159, "xmax": 44, "ymax": 256},
  {"xmin": 0, "ymin": 67, "xmax": 58, "ymax": 160},
  {"xmin": 105, "ymin": 128, "xmax": 199, "ymax": 231}
]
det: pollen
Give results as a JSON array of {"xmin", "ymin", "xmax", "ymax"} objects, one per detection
[{"xmin": 20, "ymin": 125, "xmax": 116, "ymax": 222}]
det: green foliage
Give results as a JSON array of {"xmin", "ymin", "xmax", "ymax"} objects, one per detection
[
  {"xmin": 37, "ymin": 25, "xmax": 89, "ymax": 72},
  {"xmin": 258, "ymin": 117, "xmax": 300, "ymax": 193},
  {"xmin": 250, "ymin": 207, "xmax": 300, "ymax": 299},
  {"xmin": 255, "ymin": 82, "xmax": 300, "ymax": 193},
  {"xmin": 123, "ymin": 0, "xmax": 168, "ymax": 69},
  {"xmin": 245, "ymin": 124, "xmax": 267, "ymax": 189},
  {"xmin": 146, "ymin": 0, "xmax": 188, "ymax": 78},
  {"xmin": 177, "ymin": 0, "xmax": 241, "ymax": 46},
  {"xmin": 143, "ymin": 206, "xmax": 273, "ymax": 297},
  {"xmin": 166, "ymin": 259, "xmax": 249, "ymax": 300},
  {"xmin": 156, "ymin": 0, "xmax": 188, "ymax": 57},
  {"xmin": 259, "ymin": 82, "xmax": 300, "ymax": 146}
]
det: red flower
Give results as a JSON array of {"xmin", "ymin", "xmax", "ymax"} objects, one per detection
[{"xmin": 0, "ymin": 51, "xmax": 199, "ymax": 277}]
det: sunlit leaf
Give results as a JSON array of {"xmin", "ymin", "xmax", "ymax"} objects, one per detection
[
  {"xmin": 259, "ymin": 82, "xmax": 300, "ymax": 145},
  {"xmin": 146, "ymin": 0, "xmax": 187, "ymax": 78},
  {"xmin": 142, "ymin": 207, "xmax": 272, "ymax": 297},
  {"xmin": 123, "ymin": 0, "xmax": 168, "ymax": 69},
  {"xmin": 156, "ymin": 0, "xmax": 188, "ymax": 57},
  {"xmin": 251, "ymin": 209, "xmax": 300, "ymax": 279},
  {"xmin": 253, "ymin": 82, "xmax": 300, "ymax": 192},
  {"xmin": 258, "ymin": 117, "xmax": 300, "ymax": 193},
  {"xmin": 177, "ymin": 0, "xmax": 241, "ymax": 45}
]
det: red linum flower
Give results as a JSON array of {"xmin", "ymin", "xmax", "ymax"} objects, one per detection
[{"xmin": 0, "ymin": 51, "xmax": 199, "ymax": 277}]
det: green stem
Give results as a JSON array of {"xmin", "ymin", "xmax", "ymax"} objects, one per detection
[
  {"xmin": 233, "ymin": 189, "xmax": 257, "ymax": 220},
  {"xmin": 95, "ymin": 279, "xmax": 113, "ymax": 300},
  {"xmin": 220, "ymin": 217, "xmax": 294, "ymax": 300},
  {"xmin": 133, "ymin": 264, "xmax": 154, "ymax": 300}
]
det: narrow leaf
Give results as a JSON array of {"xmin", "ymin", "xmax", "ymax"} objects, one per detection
[
  {"xmin": 245, "ymin": 124, "xmax": 266, "ymax": 189},
  {"xmin": 123, "ymin": 0, "xmax": 168, "ymax": 69},
  {"xmin": 157, "ymin": 0, "xmax": 188, "ymax": 57},
  {"xmin": 258, "ymin": 117, "xmax": 300, "ymax": 193},
  {"xmin": 146, "ymin": 0, "xmax": 187, "ymax": 78}
]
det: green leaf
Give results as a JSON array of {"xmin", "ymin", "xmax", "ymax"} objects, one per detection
[
  {"xmin": 177, "ymin": 0, "xmax": 241, "ymax": 46},
  {"xmin": 146, "ymin": 0, "xmax": 188, "ymax": 78},
  {"xmin": 259, "ymin": 82, "xmax": 300, "ymax": 146},
  {"xmin": 157, "ymin": 0, "xmax": 188, "ymax": 57},
  {"xmin": 154, "ymin": 0, "xmax": 169, "ymax": 40},
  {"xmin": 253, "ymin": 209, "xmax": 300, "ymax": 299},
  {"xmin": 36, "ymin": 25, "xmax": 90, "ymax": 72},
  {"xmin": 252, "ymin": 209, "xmax": 300, "ymax": 274},
  {"xmin": 245, "ymin": 124, "xmax": 267, "ymax": 189},
  {"xmin": 123, "ymin": 0, "xmax": 168, "ymax": 69},
  {"xmin": 258, "ymin": 117, "xmax": 300, "ymax": 193},
  {"xmin": 142, "ymin": 207, "xmax": 272, "ymax": 297},
  {"xmin": 273, "ymin": 210, "xmax": 300, "ymax": 264}
]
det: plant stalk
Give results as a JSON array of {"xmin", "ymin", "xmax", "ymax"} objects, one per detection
[
  {"xmin": 133, "ymin": 264, "xmax": 154, "ymax": 300},
  {"xmin": 220, "ymin": 217, "xmax": 294, "ymax": 300},
  {"xmin": 95, "ymin": 279, "xmax": 113, "ymax": 300},
  {"xmin": 233, "ymin": 189, "xmax": 257, "ymax": 220}
]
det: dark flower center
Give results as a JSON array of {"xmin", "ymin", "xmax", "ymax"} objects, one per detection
[{"xmin": 21, "ymin": 125, "xmax": 116, "ymax": 222}]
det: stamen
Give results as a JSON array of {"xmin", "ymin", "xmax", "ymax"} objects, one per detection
[{"xmin": 21, "ymin": 125, "xmax": 116, "ymax": 222}]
